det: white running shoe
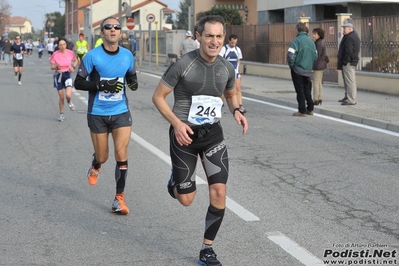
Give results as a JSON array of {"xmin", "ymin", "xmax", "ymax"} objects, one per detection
[
  {"xmin": 18, "ymin": 81, "xmax": 21, "ymax": 85},
  {"xmin": 58, "ymin": 114, "xmax": 65, "ymax": 122},
  {"xmin": 68, "ymin": 102, "xmax": 75, "ymax": 111}
]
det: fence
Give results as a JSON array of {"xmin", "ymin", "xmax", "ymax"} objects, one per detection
[{"xmin": 225, "ymin": 15, "xmax": 399, "ymax": 74}]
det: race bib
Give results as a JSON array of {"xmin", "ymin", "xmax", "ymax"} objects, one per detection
[
  {"xmin": 65, "ymin": 78, "xmax": 73, "ymax": 88},
  {"xmin": 16, "ymin": 53, "xmax": 23, "ymax": 60},
  {"xmin": 188, "ymin": 95, "xmax": 223, "ymax": 125},
  {"xmin": 98, "ymin": 77, "xmax": 124, "ymax": 101}
]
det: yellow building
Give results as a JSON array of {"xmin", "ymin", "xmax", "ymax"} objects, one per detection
[{"xmin": 6, "ymin": 16, "xmax": 33, "ymax": 34}]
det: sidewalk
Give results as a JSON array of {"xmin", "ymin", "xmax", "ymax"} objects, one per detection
[{"xmin": 138, "ymin": 60, "xmax": 399, "ymax": 133}]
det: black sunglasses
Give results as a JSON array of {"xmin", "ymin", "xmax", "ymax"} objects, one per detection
[{"xmin": 103, "ymin": 24, "xmax": 121, "ymax": 30}]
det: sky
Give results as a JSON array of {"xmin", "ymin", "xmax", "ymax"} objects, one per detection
[{"xmin": 10, "ymin": 0, "xmax": 181, "ymax": 31}]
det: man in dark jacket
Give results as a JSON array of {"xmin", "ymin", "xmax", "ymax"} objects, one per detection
[
  {"xmin": 337, "ymin": 18, "xmax": 360, "ymax": 105},
  {"xmin": 118, "ymin": 33, "xmax": 132, "ymax": 54},
  {"xmin": 287, "ymin": 22, "xmax": 317, "ymax": 116}
]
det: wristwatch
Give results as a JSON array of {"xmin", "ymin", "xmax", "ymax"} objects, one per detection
[{"xmin": 233, "ymin": 107, "xmax": 244, "ymax": 116}]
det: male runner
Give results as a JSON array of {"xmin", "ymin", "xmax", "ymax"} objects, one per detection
[
  {"xmin": 152, "ymin": 15, "xmax": 248, "ymax": 266},
  {"xmin": 10, "ymin": 35, "xmax": 26, "ymax": 85},
  {"xmin": 74, "ymin": 17, "xmax": 138, "ymax": 215},
  {"xmin": 219, "ymin": 34, "xmax": 246, "ymax": 113}
]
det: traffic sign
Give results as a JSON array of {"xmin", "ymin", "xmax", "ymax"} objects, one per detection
[
  {"xmin": 146, "ymin": 13, "xmax": 155, "ymax": 23},
  {"xmin": 126, "ymin": 18, "xmax": 135, "ymax": 30}
]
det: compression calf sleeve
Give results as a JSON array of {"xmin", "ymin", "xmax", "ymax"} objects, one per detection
[
  {"xmin": 115, "ymin": 161, "xmax": 128, "ymax": 194},
  {"xmin": 204, "ymin": 205, "xmax": 225, "ymax": 241}
]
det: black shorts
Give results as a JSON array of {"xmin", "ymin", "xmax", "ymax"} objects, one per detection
[
  {"xmin": 13, "ymin": 59, "xmax": 23, "ymax": 67},
  {"xmin": 87, "ymin": 111, "xmax": 132, "ymax": 133},
  {"xmin": 48, "ymin": 51, "xmax": 54, "ymax": 55},
  {"xmin": 77, "ymin": 53, "xmax": 85, "ymax": 60},
  {"xmin": 169, "ymin": 122, "xmax": 229, "ymax": 195}
]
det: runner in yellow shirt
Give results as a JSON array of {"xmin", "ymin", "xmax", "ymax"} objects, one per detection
[
  {"xmin": 75, "ymin": 33, "xmax": 89, "ymax": 63},
  {"xmin": 94, "ymin": 37, "xmax": 103, "ymax": 48}
]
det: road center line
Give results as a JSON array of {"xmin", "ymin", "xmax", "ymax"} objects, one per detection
[{"xmin": 267, "ymin": 231, "xmax": 324, "ymax": 265}]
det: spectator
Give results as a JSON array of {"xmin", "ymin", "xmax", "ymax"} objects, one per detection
[
  {"xmin": 0, "ymin": 37, "xmax": 3, "ymax": 60},
  {"xmin": 337, "ymin": 18, "xmax": 360, "ymax": 105},
  {"xmin": 179, "ymin": 30, "xmax": 197, "ymax": 56},
  {"xmin": 129, "ymin": 36, "xmax": 136, "ymax": 56},
  {"xmin": 287, "ymin": 22, "xmax": 317, "ymax": 116},
  {"xmin": 312, "ymin": 28, "xmax": 328, "ymax": 106},
  {"xmin": 118, "ymin": 33, "xmax": 132, "ymax": 54},
  {"xmin": 2, "ymin": 39, "xmax": 13, "ymax": 65}
]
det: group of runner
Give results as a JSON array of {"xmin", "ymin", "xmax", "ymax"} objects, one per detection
[{"xmin": 10, "ymin": 15, "xmax": 248, "ymax": 266}]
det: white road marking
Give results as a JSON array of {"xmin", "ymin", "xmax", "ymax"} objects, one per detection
[
  {"xmin": 267, "ymin": 231, "xmax": 324, "ymax": 265},
  {"xmin": 73, "ymin": 88, "xmax": 259, "ymax": 222},
  {"xmin": 244, "ymin": 97, "xmax": 399, "ymax": 137}
]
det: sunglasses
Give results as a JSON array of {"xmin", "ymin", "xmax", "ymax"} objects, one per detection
[{"xmin": 103, "ymin": 24, "xmax": 121, "ymax": 30}]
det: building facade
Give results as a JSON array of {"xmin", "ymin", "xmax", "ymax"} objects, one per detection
[
  {"xmin": 5, "ymin": 16, "xmax": 33, "ymax": 35},
  {"xmin": 194, "ymin": 0, "xmax": 258, "ymax": 25},
  {"xmin": 64, "ymin": 0, "xmax": 173, "ymax": 37},
  {"xmin": 257, "ymin": 0, "xmax": 399, "ymax": 24}
]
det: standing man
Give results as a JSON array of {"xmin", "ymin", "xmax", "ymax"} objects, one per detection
[
  {"xmin": 74, "ymin": 17, "xmax": 138, "ymax": 215},
  {"xmin": 287, "ymin": 22, "xmax": 317, "ymax": 116},
  {"xmin": 152, "ymin": 15, "xmax": 248, "ymax": 266},
  {"xmin": 118, "ymin": 33, "xmax": 132, "ymax": 53},
  {"xmin": 2, "ymin": 39, "xmax": 12, "ymax": 65},
  {"xmin": 10, "ymin": 35, "xmax": 26, "ymax": 85},
  {"xmin": 179, "ymin": 30, "xmax": 198, "ymax": 56},
  {"xmin": 75, "ymin": 33, "xmax": 89, "ymax": 63},
  {"xmin": 0, "ymin": 37, "xmax": 3, "ymax": 60},
  {"xmin": 337, "ymin": 18, "xmax": 360, "ymax": 105},
  {"xmin": 219, "ymin": 34, "xmax": 246, "ymax": 113}
]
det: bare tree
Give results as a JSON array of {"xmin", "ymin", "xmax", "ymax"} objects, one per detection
[{"xmin": 0, "ymin": 0, "xmax": 11, "ymax": 37}]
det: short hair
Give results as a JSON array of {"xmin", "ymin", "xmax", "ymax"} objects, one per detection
[
  {"xmin": 296, "ymin": 22, "xmax": 307, "ymax": 32},
  {"xmin": 100, "ymin": 16, "xmax": 121, "ymax": 32},
  {"xmin": 196, "ymin": 15, "xmax": 225, "ymax": 35},
  {"xmin": 312, "ymin": 28, "xmax": 325, "ymax": 39},
  {"xmin": 229, "ymin": 34, "xmax": 238, "ymax": 40}
]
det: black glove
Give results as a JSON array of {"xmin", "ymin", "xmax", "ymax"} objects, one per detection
[
  {"xmin": 97, "ymin": 78, "xmax": 124, "ymax": 93},
  {"xmin": 126, "ymin": 73, "xmax": 138, "ymax": 91}
]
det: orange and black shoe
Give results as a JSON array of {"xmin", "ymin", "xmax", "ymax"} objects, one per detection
[
  {"xmin": 111, "ymin": 193, "xmax": 129, "ymax": 215},
  {"xmin": 87, "ymin": 166, "xmax": 100, "ymax": 186}
]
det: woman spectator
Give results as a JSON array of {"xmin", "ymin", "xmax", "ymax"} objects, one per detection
[{"xmin": 312, "ymin": 28, "xmax": 327, "ymax": 105}]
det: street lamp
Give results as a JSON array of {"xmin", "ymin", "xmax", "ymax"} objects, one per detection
[
  {"xmin": 37, "ymin": 5, "xmax": 46, "ymax": 40},
  {"xmin": 35, "ymin": 10, "xmax": 44, "ymax": 40}
]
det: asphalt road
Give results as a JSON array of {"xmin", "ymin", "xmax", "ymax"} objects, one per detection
[{"xmin": 0, "ymin": 54, "xmax": 398, "ymax": 266}]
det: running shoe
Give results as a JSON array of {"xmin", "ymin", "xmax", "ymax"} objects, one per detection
[
  {"xmin": 238, "ymin": 105, "xmax": 247, "ymax": 113},
  {"xmin": 68, "ymin": 102, "xmax": 75, "ymax": 111},
  {"xmin": 111, "ymin": 193, "xmax": 129, "ymax": 214},
  {"xmin": 18, "ymin": 81, "xmax": 21, "ymax": 85},
  {"xmin": 167, "ymin": 174, "xmax": 176, "ymax": 199},
  {"xmin": 199, "ymin": 247, "xmax": 222, "ymax": 266},
  {"xmin": 58, "ymin": 113, "xmax": 65, "ymax": 122},
  {"xmin": 86, "ymin": 165, "xmax": 100, "ymax": 186}
]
